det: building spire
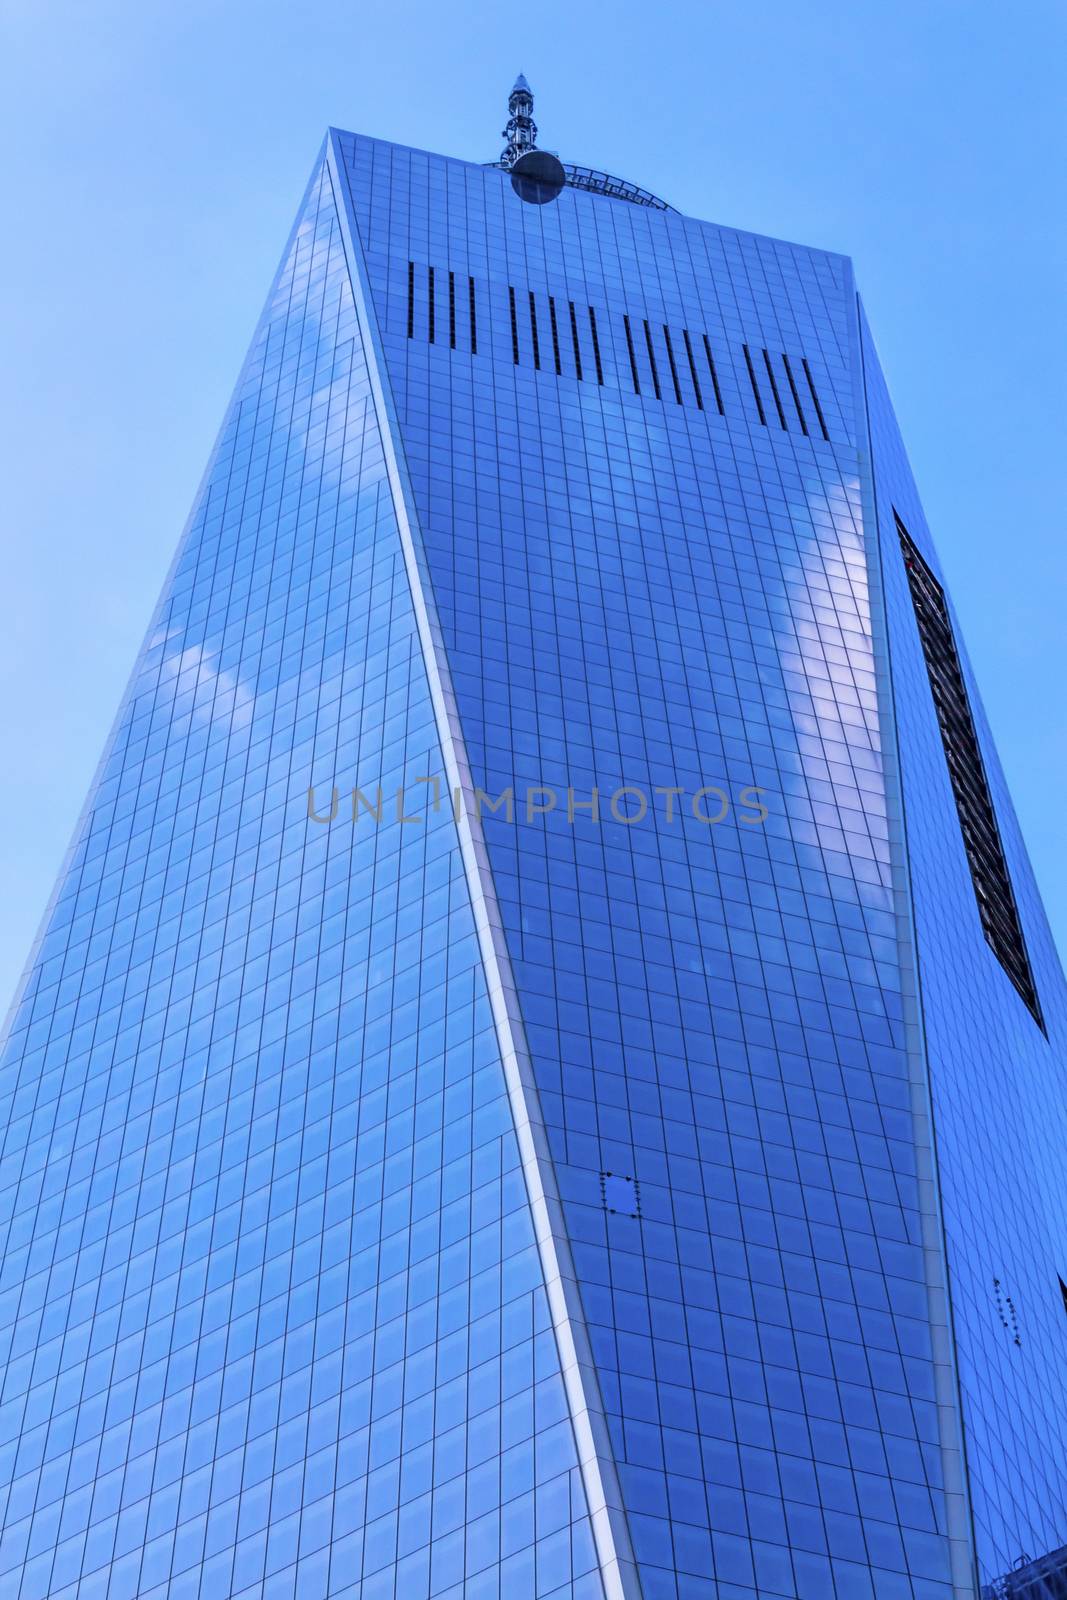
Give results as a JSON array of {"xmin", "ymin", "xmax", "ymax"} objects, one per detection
[{"xmin": 500, "ymin": 73, "xmax": 538, "ymax": 169}]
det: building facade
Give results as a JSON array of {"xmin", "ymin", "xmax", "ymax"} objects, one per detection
[{"xmin": 1, "ymin": 81, "xmax": 1066, "ymax": 1600}]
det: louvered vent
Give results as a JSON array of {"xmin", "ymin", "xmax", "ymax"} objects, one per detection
[{"xmin": 898, "ymin": 515, "xmax": 1042, "ymax": 1029}]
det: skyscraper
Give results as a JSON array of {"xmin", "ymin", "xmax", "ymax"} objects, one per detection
[{"xmin": 1, "ymin": 75, "xmax": 1065, "ymax": 1600}]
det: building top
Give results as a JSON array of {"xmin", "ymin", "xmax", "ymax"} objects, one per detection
[{"xmin": 489, "ymin": 74, "xmax": 673, "ymax": 210}]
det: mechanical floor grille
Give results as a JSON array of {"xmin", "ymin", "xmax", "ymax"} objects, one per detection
[
  {"xmin": 897, "ymin": 514, "xmax": 1043, "ymax": 1028},
  {"xmin": 404, "ymin": 260, "xmax": 835, "ymax": 439}
]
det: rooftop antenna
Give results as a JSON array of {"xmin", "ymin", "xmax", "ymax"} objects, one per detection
[
  {"xmin": 497, "ymin": 75, "xmax": 566, "ymax": 204},
  {"xmin": 500, "ymin": 73, "xmax": 538, "ymax": 169},
  {"xmin": 493, "ymin": 74, "xmax": 670, "ymax": 210}
]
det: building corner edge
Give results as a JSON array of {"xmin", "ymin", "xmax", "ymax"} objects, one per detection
[
  {"xmin": 323, "ymin": 130, "xmax": 644, "ymax": 1600},
  {"xmin": 847, "ymin": 276, "xmax": 980, "ymax": 1599}
]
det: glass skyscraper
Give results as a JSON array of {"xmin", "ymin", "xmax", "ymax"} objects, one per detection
[{"xmin": 2, "ymin": 78, "xmax": 1065, "ymax": 1600}]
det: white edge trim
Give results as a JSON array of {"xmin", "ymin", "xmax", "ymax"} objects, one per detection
[{"xmin": 324, "ymin": 132, "xmax": 643, "ymax": 1600}]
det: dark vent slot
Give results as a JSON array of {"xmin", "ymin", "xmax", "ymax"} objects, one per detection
[
  {"xmin": 428, "ymin": 266, "xmax": 435, "ymax": 344},
  {"xmin": 588, "ymin": 307, "xmax": 604, "ymax": 385},
  {"xmin": 508, "ymin": 286, "xmax": 520, "ymax": 364},
  {"xmin": 568, "ymin": 301, "xmax": 584, "ymax": 381},
  {"xmin": 623, "ymin": 315, "xmax": 641, "ymax": 394},
  {"xmin": 781, "ymin": 353, "xmax": 809, "ymax": 435},
  {"xmin": 762, "ymin": 348, "xmax": 788, "ymax": 430},
  {"xmin": 742, "ymin": 345, "xmax": 767, "ymax": 425},
  {"xmin": 448, "ymin": 271, "xmax": 456, "ymax": 349},
  {"xmin": 898, "ymin": 514, "xmax": 1043, "ymax": 1028},
  {"xmin": 802, "ymin": 357, "xmax": 830, "ymax": 440},
  {"xmin": 548, "ymin": 295, "xmax": 562, "ymax": 375},
  {"xmin": 406, "ymin": 261, "xmax": 414, "ymax": 340},
  {"xmin": 642, "ymin": 320, "xmax": 662, "ymax": 400},
  {"xmin": 1059, "ymin": 1277, "xmax": 1067, "ymax": 1319},
  {"xmin": 682, "ymin": 329, "xmax": 704, "ymax": 410},
  {"xmin": 468, "ymin": 277, "xmax": 477, "ymax": 355},
  {"xmin": 702, "ymin": 335, "xmax": 725, "ymax": 415},
  {"xmin": 663, "ymin": 326, "xmax": 683, "ymax": 405},
  {"xmin": 528, "ymin": 292, "xmax": 541, "ymax": 369}
]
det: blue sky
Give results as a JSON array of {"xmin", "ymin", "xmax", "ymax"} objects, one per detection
[{"xmin": 1, "ymin": 0, "xmax": 1064, "ymax": 1008}]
